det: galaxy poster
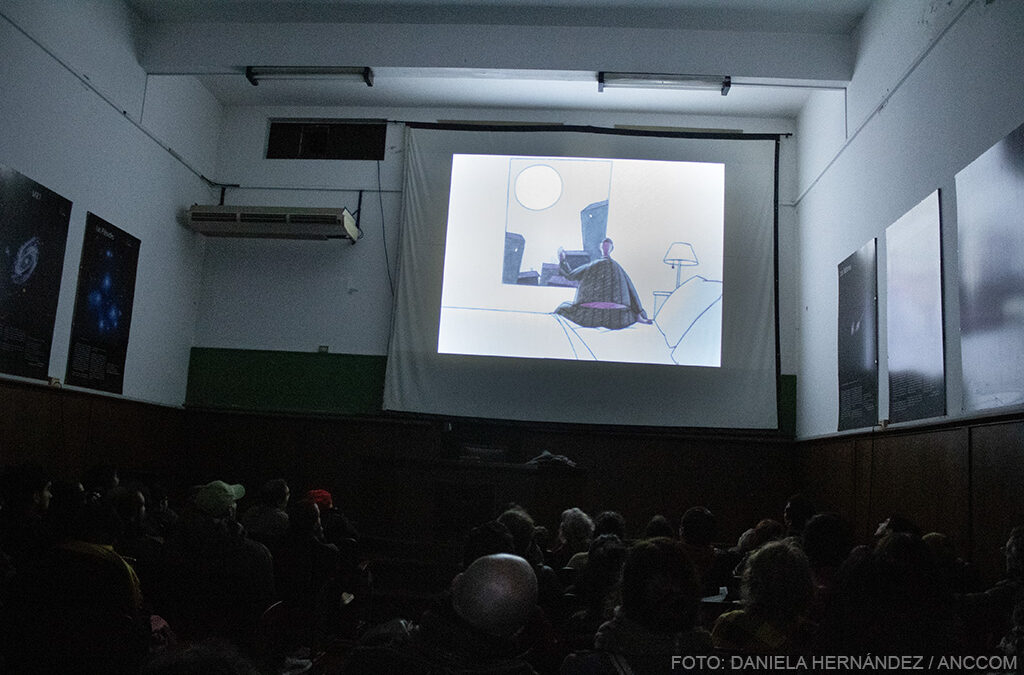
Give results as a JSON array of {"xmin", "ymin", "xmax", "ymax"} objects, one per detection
[
  {"xmin": 0, "ymin": 164, "xmax": 72, "ymax": 380},
  {"xmin": 65, "ymin": 213, "xmax": 140, "ymax": 394},
  {"xmin": 886, "ymin": 191, "xmax": 946, "ymax": 423},
  {"xmin": 956, "ymin": 120, "xmax": 1024, "ymax": 413},
  {"xmin": 838, "ymin": 239, "xmax": 878, "ymax": 431}
]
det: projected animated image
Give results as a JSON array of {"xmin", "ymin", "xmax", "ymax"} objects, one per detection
[
  {"xmin": 553, "ymin": 238, "xmax": 652, "ymax": 329},
  {"xmin": 439, "ymin": 155, "xmax": 725, "ymax": 367}
]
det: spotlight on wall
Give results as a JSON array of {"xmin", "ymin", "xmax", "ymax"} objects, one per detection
[
  {"xmin": 245, "ymin": 66, "xmax": 374, "ymax": 87},
  {"xmin": 597, "ymin": 72, "xmax": 731, "ymax": 96}
]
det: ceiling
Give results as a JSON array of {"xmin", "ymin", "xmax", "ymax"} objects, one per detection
[{"xmin": 127, "ymin": 0, "xmax": 873, "ymax": 119}]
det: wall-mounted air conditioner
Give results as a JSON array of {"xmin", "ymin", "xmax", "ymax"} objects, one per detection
[{"xmin": 187, "ymin": 205, "xmax": 361, "ymax": 241}]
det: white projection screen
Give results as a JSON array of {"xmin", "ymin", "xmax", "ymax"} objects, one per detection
[{"xmin": 384, "ymin": 125, "xmax": 778, "ymax": 428}]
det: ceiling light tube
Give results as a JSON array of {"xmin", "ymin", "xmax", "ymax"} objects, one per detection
[
  {"xmin": 598, "ymin": 72, "xmax": 731, "ymax": 96},
  {"xmin": 245, "ymin": 66, "xmax": 374, "ymax": 87}
]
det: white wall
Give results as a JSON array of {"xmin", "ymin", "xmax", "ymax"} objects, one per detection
[
  {"xmin": 141, "ymin": 20, "xmax": 853, "ymax": 84},
  {"xmin": 795, "ymin": 0, "xmax": 1024, "ymax": 438},
  {"xmin": 0, "ymin": 1, "xmax": 814, "ymax": 408},
  {"xmin": 0, "ymin": 3, "xmax": 220, "ymax": 405},
  {"xmin": 196, "ymin": 105, "xmax": 800, "ymax": 372}
]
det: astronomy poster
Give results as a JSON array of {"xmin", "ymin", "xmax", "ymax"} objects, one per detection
[
  {"xmin": 65, "ymin": 213, "xmax": 140, "ymax": 394},
  {"xmin": 886, "ymin": 191, "xmax": 945, "ymax": 423},
  {"xmin": 0, "ymin": 163, "xmax": 72, "ymax": 380},
  {"xmin": 838, "ymin": 239, "xmax": 878, "ymax": 431},
  {"xmin": 956, "ymin": 120, "xmax": 1024, "ymax": 413}
]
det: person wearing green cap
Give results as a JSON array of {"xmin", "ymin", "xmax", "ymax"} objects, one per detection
[
  {"xmin": 193, "ymin": 480, "xmax": 246, "ymax": 519},
  {"xmin": 157, "ymin": 479, "xmax": 275, "ymax": 651}
]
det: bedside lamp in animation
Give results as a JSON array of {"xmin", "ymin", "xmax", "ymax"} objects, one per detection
[
  {"xmin": 653, "ymin": 242, "xmax": 699, "ymax": 317},
  {"xmin": 663, "ymin": 242, "xmax": 699, "ymax": 288}
]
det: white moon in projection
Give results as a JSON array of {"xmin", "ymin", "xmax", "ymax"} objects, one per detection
[{"xmin": 514, "ymin": 164, "xmax": 562, "ymax": 210}]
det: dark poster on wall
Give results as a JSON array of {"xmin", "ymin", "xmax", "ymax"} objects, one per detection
[
  {"xmin": 0, "ymin": 164, "xmax": 72, "ymax": 380},
  {"xmin": 838, "ymin": 239, "xmax": 878, "ymax": 431},
  {"xmin": 65, "ymin": 213, "xmax": 140, "ymax": 394},
  {"xmin": 886, "ymin": 191, "xmax": 946, "ymax": 423},
  {"xmin": 956, "ymin": 120, "xmax": 1024, "ymax": 412}
]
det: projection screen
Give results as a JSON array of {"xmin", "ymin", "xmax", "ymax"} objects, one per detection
[{"xmin": 384, "ymin": 125, "xmax": 778, "ymax": 429}]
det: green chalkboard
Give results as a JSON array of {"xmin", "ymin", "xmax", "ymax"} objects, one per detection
[{"xmin": 185, "ymin": 348, "xmax": 385, "ymax": 415}]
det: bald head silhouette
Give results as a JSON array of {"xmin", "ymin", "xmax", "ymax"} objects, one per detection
[{"xmin": 451, "ymin": 553, "xmax": 538, "ymax": 637}]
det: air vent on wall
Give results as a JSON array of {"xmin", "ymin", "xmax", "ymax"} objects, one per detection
[
  {"xmin": 266, "ymin": 120, "xmax": 387, "ymax": 160},
  {"xmin": 187, "ymin": 205, "xmax": 361, "ymax": 241}
]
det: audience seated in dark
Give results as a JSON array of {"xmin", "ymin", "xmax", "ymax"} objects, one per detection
[
  {"xmin": 643, "ymin": 515, "xmax": 676, "ymax": 539},
  {"xmin": 712, "ymin": 538, "xmax": 814, "ymax": 654},
  {"xmin": 730, "ymin": 518, "xmax": 785, "ymax": 579},
  {"xmin": 814, "ymin": 531, "xmax": 960, "ymax": 656},
  {"xmin": 874, "ymin": 513, "xmax": 923, "ymax": 541},
  {"xmin": 145, "ymin": 484, "xmax": 180, "ymax": 541},
  {"xmin": 957, "ymin": 525, "xmax": 1024, "ymax": 650},
  {"xmin": 563, "ymin": 534, "xmax": 627, "ymax": 651},
  {"xmin": 594, "ymin": 511, "xmax": 626, "ymax": 540},
  {"xmin": 10, "ymin": 458, "xmax": 1024, "ymax": 671},
  {"xmin": 463, "ymin": 519, "xmax": 516, "ymax": 568},
  {"xmin": 44, "ymin": 478, "xmax": 86, "ymax": 545},
  {"xmin": 567, "ymin": 511, "xmax": 625, "ymax": 570},
  {"xmin": 499, "ymin": 507, "xmax": 545, "ymax": 566},
  {"xmin": 995, "ymin": 594, "xmax": 1024, "ymax": 664},
  {"xmin": 534, "ymin": 524, "xmax": 553, "ymax": 559},
  {"xmin": 1, "ymin": 498, "xmax": 149, "ymax": 674},
  {"xmin": 240, "ymin": 478, "xmax": 290, "ymax": 549},
  {"xmin": 343, "ymin": 553, "xmax": 540, "ymax": 674},
  {"xmin": 82, "ymin": 462, "xmax": 120, "ymax": 502},
  {"xmin": 159, "ymin": 480, "xmax": 275, "ymax": 651},
  {"xmin": 552, "ymin": 507, "xmax": 595, "ymax": 570},
  {"xmin": 463, "ymin": 517, "xmax": 566, "ymax": 675},
  {"xmin": 274, "ymin": 499, "xmax": 341, "ymax": 609},
  {"xmin": 306, "ymin": 488, "xmax": 360, "ymax": 545},
  {"xmin": 783, "ymin": 493, "xmax": 815, "ymax": 538},
  {"xmin": 0, "ymin": 464, "xmax": 51, "ymax": 566},
  {"xmin": 142, "ymin": 638, "xmax": 260, "ymax": 675},
  {"xmin": 801, "ymin": 512, "xmax": 853, "ymax": 621},
  {"xmin": 923, "ymin": 531, "xmax": 981, "ymax": 595},
  {"xmin": 562, "ymin": 537, "xmax": 712, "ymax": 674},
  {"xmin": 678, "ymin": 507, "xmax": 733, "ymax": 597},
  {"xmin": 109, "ymin": 482, "xmax": 165, "ymax": 595},
  {"xmin": 499, "ymin": 507, "xmax": 563, "ymax": 608}
]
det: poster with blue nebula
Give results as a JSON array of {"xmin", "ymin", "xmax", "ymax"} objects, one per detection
[
  {"xmin": 0, "ymin": 164, "xmax": 72, "ymax": 380},
  {"xmin": 65, "ymin": 213, "xmax": 140, "ymax": 393}
]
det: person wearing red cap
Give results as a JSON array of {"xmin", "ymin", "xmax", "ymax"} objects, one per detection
[{"xmin": 304, "ymin": 488, "xmax": 359, "ymax": 548}]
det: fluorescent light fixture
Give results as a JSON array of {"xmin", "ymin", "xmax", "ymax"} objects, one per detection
[
  {"xmin": 598, "ymin": 72, "xmax": 731, "ymax": 96},
  {"xmin": 245, "ymin": 66, "xmax": 374, "ymax": 87}
]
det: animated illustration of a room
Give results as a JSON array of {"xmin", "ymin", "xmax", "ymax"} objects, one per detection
[{"xmin": 438, "ymin": 155, "xmax": 724, "ymax": 367}]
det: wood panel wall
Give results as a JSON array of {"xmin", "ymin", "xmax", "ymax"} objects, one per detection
[
  {"xmin": 5, "ymin": 377, "xmax": 1021, "ymax": 584},
  {"xmin": 1, "ymin": 379, "xmax": 795, "ymax": 557},
  {"xmin": 0, "ymin": 379, "xmax": 188, "ymax": 488},
  {"xmin": 796, "ymin": 416, "xmax": 1024, "ymax": 586}
]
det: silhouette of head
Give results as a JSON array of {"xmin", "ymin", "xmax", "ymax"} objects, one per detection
[
  {"xmin": 451, "ymin": 553, "xmax": 538, "ymax": 637},
  {"xmin": 679, "ymin": 506, "xmax": 716, "ymax": 547},
  {"xmin": 601, "ymin": 238, "xmax": 614, "ymax": 258},
  {"xmin": 621, "ymin": 537, "xmax": 700, "ymax": 632}
]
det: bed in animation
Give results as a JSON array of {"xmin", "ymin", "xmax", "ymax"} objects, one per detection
[{"xmin": 438, "ymin": 154, "xmax": 725, "ymax": 367}]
